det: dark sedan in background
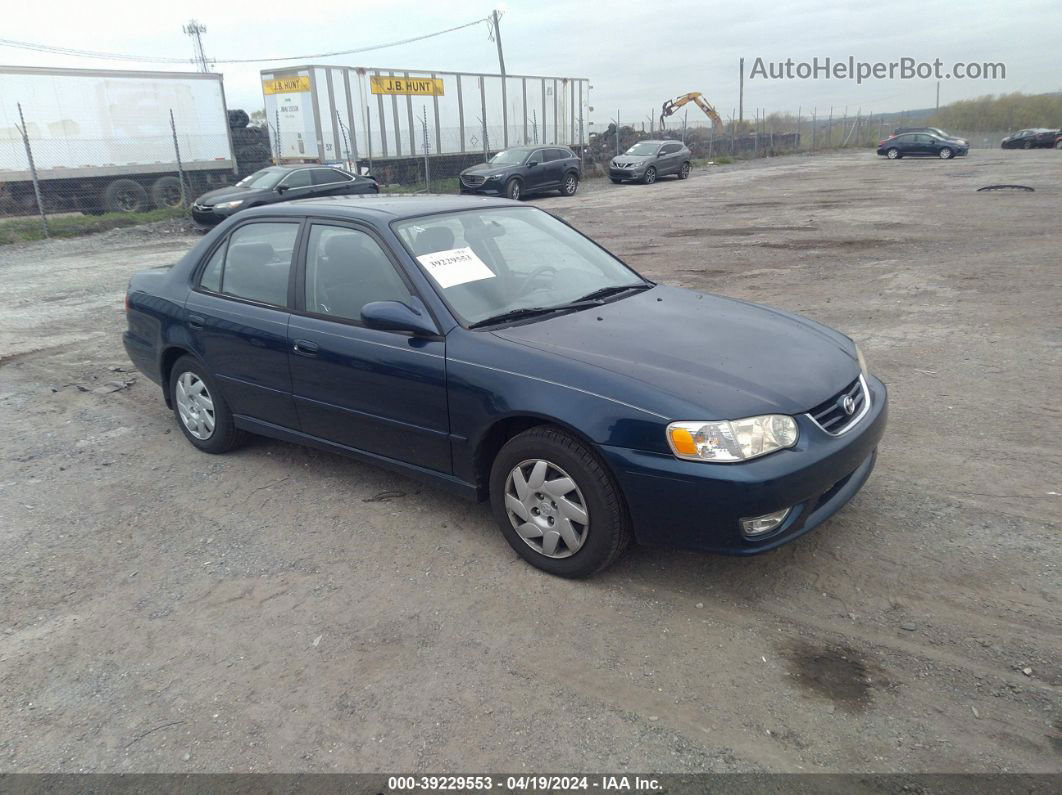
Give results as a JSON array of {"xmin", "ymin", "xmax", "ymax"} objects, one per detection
[
  {"xmin": 609, "ymin": 140, "xmax": 692, "ymax": 184},
  {"xmin": 191, "ymin": 165, "xmax": 378, "ymax": 225},
  {"xmin": 123, "ymin": 196, "xmax": 885, "ymax": 578},
  {"xmin": 877, "ymin": 132, "xmax": 968, "ymax": 159},
  {"xmin": 459, "ymin": 146, "xmax": 581, "ymax": 200},
  {"xmin": 892, "ymin": 127, "xmax": 969, "ymax": 146},
  {"xmin": 1000, "ymin": 129, "xmax": 1061, "ymax": 149}
]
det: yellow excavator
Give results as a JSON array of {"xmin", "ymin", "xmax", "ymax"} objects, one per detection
[{"xmin": 660, "ymin": 92, "xmax": 723, "ymax": 129}]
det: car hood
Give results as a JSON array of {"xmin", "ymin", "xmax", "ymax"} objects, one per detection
[
  {"xmin": 195, "ymin": 185, "xmax": 267, "ymax": 206},
  {"xmin": 492, "ymin": 285, "xmax": 859, "ymax": 418},
  {"xmin": 613, "ymin": 154, "xmax": 652, "ymax": 164},
  {"xmin": 462, "ymin": 163, "xmax": 517, "ymax": 177}
]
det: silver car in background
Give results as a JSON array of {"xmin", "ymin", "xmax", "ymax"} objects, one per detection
[{"xmin": 609, "ymin": 140, "xmax": 692, "ymax": 184}]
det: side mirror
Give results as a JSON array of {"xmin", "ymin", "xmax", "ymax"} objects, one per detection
[
  {"xmin": 526, "ymin": 160, "xmax": 538, "ymax": 168},
  {"xmin": 275, "ymin": 184, "xmax": 289, "ymax": 194},
  {"xmin": 361, "ymin": 297, "xmax": 438, "ymax": 336}
]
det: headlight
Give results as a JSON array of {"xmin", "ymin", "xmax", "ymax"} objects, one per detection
[
  {"xmin": 666, "ymin": 415, "xmax": 798, "ymax": 462},
  {"xmin": 854, "ymin": 343, "xmax": 868, "ymax": 377},
  {"xmin": 488, "ymin": 173, "xmax": 505, "ymax": 180},
  {"xmin": 214, "ymin": 199, "xmax": 244, "ymax": 210}
]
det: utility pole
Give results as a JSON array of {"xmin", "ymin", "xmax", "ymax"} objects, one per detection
[
  {"xmin": 738, "ymin": 57, "xmax": 744, "ymax": 123},
  {"xmin": 935, "ymin": 80, "xmax": 940, "ymax": 111},
  {"xmin": 183, "ymin": 20, "xmax": 210, "ymax": 72},
  {"xmin": 490, "ymin": 9, "xmax": 507, "ymax": 146},
  {"xmin": 491, "ymin": 9, "xmax": 506, "ymax": 75}
]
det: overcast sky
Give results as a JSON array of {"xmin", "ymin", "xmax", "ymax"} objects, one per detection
[{"xmin": 3, "ymin": 0, "xmax": 1060, "ymax": 125}]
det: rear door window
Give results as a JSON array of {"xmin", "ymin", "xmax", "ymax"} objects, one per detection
[
  {"xmin": 198, "ymin": 222, "xmax": 299, "ymax": 307},
  {"xmin": 311, "ymin": 168, "xmax": 352, "ymax": 185}
]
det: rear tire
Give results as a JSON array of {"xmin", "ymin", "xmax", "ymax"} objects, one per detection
[
  {"xmin": 678, "ymin": 161, "xmax": 691, "ymax": 179},
  {"xmin": 102, "ymin": 179, "xmax": 149, "ymax": 213},
  {"xmin": 505, "ymin": 178, "xmax": 522, "ymax": 201},
  {"xmin": 560, "ymin": 172, "xmax": 579, "ymax": 196},
  {"xmin": 150, "ymin": 176, "xmax": 184, "ymax": 208},
  {"xmin": 169, "ymin": 355, "xmax": 242, "ymax": 454},
  {"xmin": 489, "ymin": 425, "xmax": 631, "ymax": 578}
]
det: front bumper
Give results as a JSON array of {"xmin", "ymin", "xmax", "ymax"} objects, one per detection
[
  {"xmin": 601, "ymin": 374, "xmax": 888, "ymax": 554},
  {"xmin": 459, "ymin": 178, "xmax": 503, "ymax": 194},
  {"xmin": 190, "ymin": 204, "xmax": 239, "ymax": 225},
  {"xmin": 609, "ymin": 167, "xmax": 642, "ymax": 180}
]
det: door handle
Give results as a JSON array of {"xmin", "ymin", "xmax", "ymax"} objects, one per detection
[
  {"xmin": 292, "ymin": 339, "xmax": 320, "ymax": 357},
  {"xmin": 188, "ymin": 314, "xmax": 205, "ymax": 330}
]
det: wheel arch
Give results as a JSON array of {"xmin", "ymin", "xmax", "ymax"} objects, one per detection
[
  {"xmin": 472, "ymin": 412, "xmax": 613, "ymax": 500},
  {"xmin": 158, "ymin": 345, "xmax": 201, "ymax": 408}
]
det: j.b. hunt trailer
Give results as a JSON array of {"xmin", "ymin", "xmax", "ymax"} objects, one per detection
[
  {"xmin": 0, "ymin": 65, "xmax": 236, "ymax": 215},
  {"xmin": 260, "ymin": 64, "xmax": 589, "ymax": 170}
]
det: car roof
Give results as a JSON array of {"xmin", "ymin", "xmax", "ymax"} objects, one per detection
[{"xmin": 239, "ymin": 193, "xmax": 524, "ymax": 221}]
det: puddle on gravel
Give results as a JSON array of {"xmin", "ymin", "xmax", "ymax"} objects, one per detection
[{"xmin": 786, "ymin": 640, "xmax": 876, "ymax": 712}]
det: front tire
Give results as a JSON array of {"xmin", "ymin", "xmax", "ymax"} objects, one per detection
[
  {"xmin": 1023, "ymin": 140, "xmax": 1033, "ymax": 150},
  {"xmin": 641, "ymin": 166, "xmax": 657, "ymax": 184},
  {"xmin": 489, "ymin": 426, "xmax": 631, "ymax": 578},
  {"xmin": 505, "ymin": 178, "xmax": 522, "ymax": 200},
  {"xmin": 938, "ymin": 147, "xmax": 953, "ymax": 160},
  {"xmin": 560, "ymin": 172, "xmax": 579, "ymax": 196},
  {"xmin": 169, "ymin": 355, "xmax": 242, "ymax": 454},
  {"xmin": 886, "ymin": 148, "xmax": 901, "ymax": 160},
  {"xmin": 678, "ymin": 161, "xmax": 691, "ymax": 179}
]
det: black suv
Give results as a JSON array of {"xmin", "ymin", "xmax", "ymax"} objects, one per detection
[
  {"xmin": 459, "ymin": 146, "xmax": 581, "ymax": 200},
  {"xmin": 191, "ymin": 165, "xmax": 378, "ymax": 225}
]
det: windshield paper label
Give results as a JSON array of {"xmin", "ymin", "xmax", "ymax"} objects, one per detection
[{"xmin": 416, "ymin": 247, "xmax": 495, "ymax": 288}]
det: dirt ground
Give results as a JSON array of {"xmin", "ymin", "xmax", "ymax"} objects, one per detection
[{"xmin": 0, "ymin": 150, "xmax": 1058, "ymax": 774}]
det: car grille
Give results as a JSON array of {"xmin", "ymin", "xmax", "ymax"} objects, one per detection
[
  {"xmin": 462, "ymin": 175, "xmax": 485, "ymax": 186},
  {"xmin": 192, "ymin": 203, "xmax": 212, "ymax": 212},
  {"xmin": 806, "ymin": 376, "xmax": 869, "ymax": 435},
  {"xmin": 613, "ymin": 162, "xmax": 632, "ymax": 169}
]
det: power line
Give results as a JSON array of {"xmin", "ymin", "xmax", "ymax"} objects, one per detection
[{"xmin": 0, "ymin": 15, "xmax": 491, "ymax": 66}]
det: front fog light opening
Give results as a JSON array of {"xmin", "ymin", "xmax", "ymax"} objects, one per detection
[{"xmin": 741, "ymin": 507, "xmax": 792, "ymax": 538}]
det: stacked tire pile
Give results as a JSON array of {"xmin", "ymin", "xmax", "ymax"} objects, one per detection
[{"xmin": 228, "ymin": 110, "xmax": 273, "ymax": 178}]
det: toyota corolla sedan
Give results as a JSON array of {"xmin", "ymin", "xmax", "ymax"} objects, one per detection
[{"xmin": 123, "ymin": 196, "xmax": 886, "ymax": 577}]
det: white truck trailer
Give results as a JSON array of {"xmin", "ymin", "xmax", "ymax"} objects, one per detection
[
  {"xmin": 0, "ymin": 65, "xmax": 236, "ymax": 215},
  {"xmin": 260, "ymin": 64, "xmax": 589, "ymax": 167}
]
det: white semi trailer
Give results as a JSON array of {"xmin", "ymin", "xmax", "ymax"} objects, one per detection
[
  {"xmin": 0, "ymin": 65, "xmax": 236, "ymax": 215},
  {"xmin": 260, "ymin": 64, "xmax": 590, "ymax": 167}
]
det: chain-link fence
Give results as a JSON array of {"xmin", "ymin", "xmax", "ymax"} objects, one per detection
[{"xmin": 0, "ymin": 105, "xmax": 272, "ymax": 236}]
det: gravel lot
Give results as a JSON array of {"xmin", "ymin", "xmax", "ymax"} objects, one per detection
[{"xmin": 0, "ymin": 150, "xmax": 1058, "ymax": 773}]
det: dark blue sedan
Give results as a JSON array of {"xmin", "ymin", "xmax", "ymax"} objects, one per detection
[{"xmin": 123, "ymin": 196, "xmax": 887, "ymax": 577}]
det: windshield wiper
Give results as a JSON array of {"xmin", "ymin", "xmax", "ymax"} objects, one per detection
[
  {"xmin": 468, "ymin": 300, "xmax": 602, "ymax": 329},
  {"xmin": 572, "ymin": 282, "xmax": 652, "ymax": 303}
]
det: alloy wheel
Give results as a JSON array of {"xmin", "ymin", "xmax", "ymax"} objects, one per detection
[
  {"xmin": 175, "ymin": 371, "xmax": 216, "ymax": 440},
  {"xmin": 504, "ymin": 459, "xmax": 590, "ymax": 559},
  {"xmin": 939, "ymin": 148, "xmax": 953, "ymax": 159},
  {"xmin": 564, "ymin": 175, "xmax": 577, "ymax": 195},
  {"xmin": 887, "ymin": 148, "xmax": 899, "ymax": 159},
  {"xmin": 645, "ymin": 167, "xmax": 657, "ymax": 184}
]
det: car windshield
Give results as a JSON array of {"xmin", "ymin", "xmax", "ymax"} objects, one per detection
[
  {"xmin": 393, "ymin": 207, "xmax": 647, "ymax": 327},
  {"xmin": 235, "ymin": 167, "xmax": 286, "ymax": 190},
  {"xmin": 624, "ymin": 142, "xmax": 660, "ymax": 156},
  {"xmin": 488, "ymin": 149, "xmax": 530, "ymax": 166}
]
